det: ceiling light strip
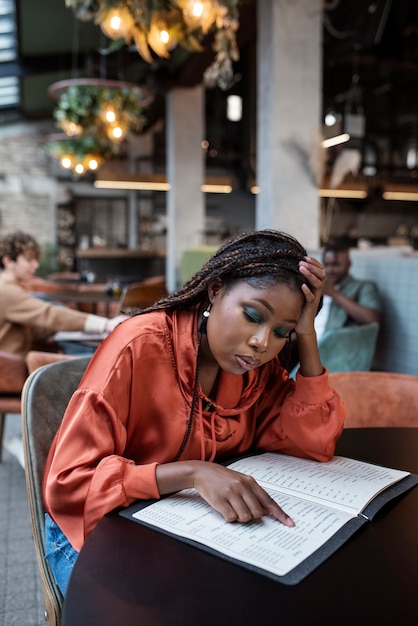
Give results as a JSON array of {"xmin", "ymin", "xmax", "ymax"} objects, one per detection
[
  {"xmin": 318, "ymin": 188, "xmax": 367, "ymax": 199},
  {"xmin": 382, "ymin": 191, "xmax": 418, "ymax": 201},
  {"xmin": 94, "ymin": 180, "xmax": 171, "ymax": 191}
]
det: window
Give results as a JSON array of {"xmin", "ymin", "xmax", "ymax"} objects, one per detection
[{"xmin": 0, "ymin": 0, "xmax": 19, "ymax": 108}]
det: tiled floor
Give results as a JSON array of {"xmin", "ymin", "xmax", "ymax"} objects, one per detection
[{"xmin": 0, "ymin": 414, "xmax": 45, "ymax": 626}]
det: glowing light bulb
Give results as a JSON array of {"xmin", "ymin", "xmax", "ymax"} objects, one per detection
[
  {"xmin": 180, "ymin": 0, "xmax": 217, "ymax": 33},
  {"xmin": 87, "ymin": 158, "xmax": 99, "ymax": 170},
  {"xmin": 148, "ymin": 15, "xmax": 176, "ymax": 57},
  {"xmin": 100, "ymin": 8, "xmax": 135, "ymax": 41},
  {"xmin": 192, "ymin": 2, "xmax": 204, "ymax": 18},
  {"xmin": 60, "ymin": 156, "xmax": 73, "ymax": 169},
  {"xmin": 325, "ymin": 111, "xmax": 337, "ymax": 127},
  {"xmin": 105, "ymin": 109, "xmax": 116, "ymax": 123},
  {"xmin": 110, "ymin": 15, "xmax": 121, "ymax": 30},
  {"xmin": 75, "ymin": 163, "xmax": 85, "ymax": 175},
  {"xmin": 106, "ymin": 125, "xmax": 128, "ymax": 141},
  {"xmin": 160, "ymin": 30, "xmax": 170, "ymax": 44},
  {"xmin": 112, "ymin": 127, "xmax": 123, "ymax": 139}
]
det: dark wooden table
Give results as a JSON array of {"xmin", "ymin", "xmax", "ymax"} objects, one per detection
[
  {"xmin": 46, "ymin": 289, "xmax": 120, "ymax": 316},
  {"xmin": 62, "ymin": 428, "xmax": 418, "ymax": 626}
]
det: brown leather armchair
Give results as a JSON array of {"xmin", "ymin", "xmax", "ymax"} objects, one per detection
[
  {"xmin": 26, "ymin": 350, "xmax": 76, "ymax": 374},
  {"xmin": 0, "ymin": 350, "xmax": 76, "ymax": 462},
  {"xmin": 0, "ymin": 350, "xmax": 27, "ymax": 462},
  {"xmin": 329, "ymin": 371, "xmax": 418, "ymax": 428}
]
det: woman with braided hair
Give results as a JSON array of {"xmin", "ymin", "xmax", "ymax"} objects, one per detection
[{"xmin": 43, "ymin": 229, "xmax": 345, "ymax": 594}]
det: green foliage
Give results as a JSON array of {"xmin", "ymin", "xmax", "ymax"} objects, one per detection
[
  {"xmin": 53, "ymin": 84, "xmax": 146, "ymax": 137},
  {"xmin": 35, "ymin": 243, "xmax": 62, "ymax": 277},
  {"xmin": 44, "ymin": 135, "xmax": 116, "ymax": 161},
  {"xmin": 46, "ymin": 81, "xmax": 148, "ymax": 172}
]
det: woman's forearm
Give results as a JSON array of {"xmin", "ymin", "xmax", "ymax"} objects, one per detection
[{"xmin": 296, "ymin": 331, "xmax": 324, "ymax": 377}]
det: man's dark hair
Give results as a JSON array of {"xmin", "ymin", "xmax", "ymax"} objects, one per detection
[{"xmin": 323, "ymin": 238, "xmax": 351, "ymax": 256}]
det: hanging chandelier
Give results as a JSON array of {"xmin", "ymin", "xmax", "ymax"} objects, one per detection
[
  {"xmin": 66, "ymin": 1, "xmax": 241, "ymax": 90},
  {"xmin": 45, "ymin": 78, "xmax": 154, "ymax": 175},
  {"xmin": 44, "ymin": 133, "xmax": 114, "ymax": 175}
]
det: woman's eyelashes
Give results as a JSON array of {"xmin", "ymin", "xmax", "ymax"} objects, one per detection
[
  {"xmin": 242, "ymin": 307, "xmax": 291, "ymax": 340},
  {"xmin": 273, "ymin": 327, "xmax": 291, "ymax": 339},
  {"xmin": 243, "ymin": 306, "xmax": 263, "ymax": 325}
]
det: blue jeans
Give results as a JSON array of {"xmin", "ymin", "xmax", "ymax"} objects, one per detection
[
  {"xmin": 45, "ymin": 513, "xmax": 79, "ymax": 596},
  {"xmin": 56, "ymin": 340, "xmax": 97, "ymax": 356}
]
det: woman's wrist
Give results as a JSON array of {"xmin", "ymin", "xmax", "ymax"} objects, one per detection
[
  {"xmin": 156, "ymin": 460, "xmax": 204, "ymax": 495},
  {"xmin": 296, "ymin": 332, "xmax": 324, "ymax": 377}
]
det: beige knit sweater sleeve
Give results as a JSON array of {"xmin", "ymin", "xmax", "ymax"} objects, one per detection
[{"xmin": 0, "ymin": 282, "xmax": 107, "ymax": 355}]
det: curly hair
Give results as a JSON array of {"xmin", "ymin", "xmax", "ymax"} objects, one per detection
[
  {"xmin": 0, "ymin": 231, "xmax": 40, "ymax": 268},
  {"xmin": 145, "ymin": 229, "xmax": 310, "ymax": 315}
]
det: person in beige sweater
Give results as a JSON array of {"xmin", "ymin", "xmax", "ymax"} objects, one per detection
[{"xmin": 0, "ymin": 231, "xmax": 127, "ymax": 357}]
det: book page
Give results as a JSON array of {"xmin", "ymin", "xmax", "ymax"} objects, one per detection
[
  {"xmin": 228, "ymin": 453, "xmax": 409, "ymax": 516},
  {"xmin": 132, "ymin": 487, "xmax": 355, "ymax": 578}
]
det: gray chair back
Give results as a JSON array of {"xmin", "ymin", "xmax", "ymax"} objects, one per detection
[{"xmin": 21, "ymin": 356, "xmax": 91, "ymax": 626}]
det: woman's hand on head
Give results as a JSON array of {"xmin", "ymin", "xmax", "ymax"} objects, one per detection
[{"xmin": 295, "ymin": 256, "xmax": 325, "ymax": 335}]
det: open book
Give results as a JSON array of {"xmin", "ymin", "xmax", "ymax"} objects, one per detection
[{"xmin": 120, "ymin": 452, "xmax": 418, "ymax": 585}]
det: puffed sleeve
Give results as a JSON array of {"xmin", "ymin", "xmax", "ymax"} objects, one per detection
[
  {"xmin": 43, "ymin": 346, "xmax": 161, "ymax": 552},
  {"xmin": 254, "ymin": 366, "xmax": 345, "ymax": 462}
]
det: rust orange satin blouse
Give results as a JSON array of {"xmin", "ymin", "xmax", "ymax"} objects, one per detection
[{"xmin": 43, "ymin": 307, "xmax": 345, "ymax": 551}]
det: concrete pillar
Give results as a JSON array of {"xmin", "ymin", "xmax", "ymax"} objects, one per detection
[
  {"xmin": 128, "ymin": 133, "xmax": 155, "ymax": 250},
  {"xmin": 256, "ymin": 0, "xmax": 322, "ymax": 249},
  {"xmin": 166, "ymin": 85, "xmax": 205, "ymax": 292}
]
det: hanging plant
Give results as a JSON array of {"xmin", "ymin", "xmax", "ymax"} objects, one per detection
[
  {"xmin": 49, "ymin": 79, "xmax": 152, "ymax": 144},
  {"xmin": 44, "ymin": 134, "xmax": 115, "ymax": 160},
  {"xmin": 45, "ymin": 78, "xmax": 154, "ymax": 174},
  {"xmin": 44, "ymin": 133, "xmax": 117, "ymax": 176},
  {"xmin": 66, "ymin": 0, "xmax": 241, "ymax": 90}
]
